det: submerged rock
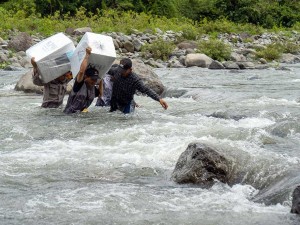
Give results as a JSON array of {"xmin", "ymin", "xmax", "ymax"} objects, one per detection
[
  {"xmin": 291, "ymin": 186, "xmax": 300, "ymax": 214},
  {"xmin": 171, "ymin": 142, "xmax": 233, "ymax": 187}
]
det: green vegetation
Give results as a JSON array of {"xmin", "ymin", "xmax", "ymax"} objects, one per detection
[
  {"xmin": 141, "ymin": 39, "xmax": 176, "ymax": 60},
  {"xmin": 0, "ymin": 0, "xmax": 299, "ymax": 37},
  {"xmin": 255, "ymin": 44, "xmax": 283, "ymax": 62},
  {"xmin": 0, "ymin": 0, "xmax": 299, "ymax": 66},
  {"xmin": 197, "ymin": 39, "xmax": 231, "ymax": 61}
]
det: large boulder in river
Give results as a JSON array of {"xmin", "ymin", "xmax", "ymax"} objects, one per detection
[
  {"xmin": 113, "ymin": 58, "xmax": 165, "ymax": 95},
  {"xmin": 14, "ymin": 69, "xmax": 73, "ymax": 94},
  {"xmin": 171, "ymin": 143, "xmax": 233, "ymax": 187},
  {"xmin": 291, "ymin": 186, "xmax": 300, "ymax": 214},
  {"xmin": 14, "ymin": 69, "xmax": 43, "ymax": 94}
]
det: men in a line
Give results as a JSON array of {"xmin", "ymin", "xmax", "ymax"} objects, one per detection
[
  {"xmin": 64, "ymin": 47, "xmax": 100, "ymax": 114},
  {"xmin": 110, "ymin": 58, "xmax": 168, "ymax": 114},
  {"xmin": 31, "ymin": 57, "xmax": 72, "ymax": 108}
]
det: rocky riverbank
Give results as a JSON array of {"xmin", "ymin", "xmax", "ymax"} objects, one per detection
[{"xmin": 1, "ymin": 27, "xmax": 300, "ymax": 72}]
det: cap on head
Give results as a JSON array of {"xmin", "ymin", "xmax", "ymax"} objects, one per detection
[
  {"xmin": 119, "ymin": 58, "xmax": 132, "ymax": 70},
  {"xmin": 85, "ymin": 67, "xmax": 99, "ymax": 80}
]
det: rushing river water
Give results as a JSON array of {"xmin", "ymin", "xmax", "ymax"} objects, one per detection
[{"xmin": 1, "ymin": 65, "xmax": 300, "ymax": 225}]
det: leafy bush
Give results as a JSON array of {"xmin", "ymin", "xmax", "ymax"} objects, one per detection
[
  {"xmin": 255, "ymin": 43, "xmax": 283, "ymax": 61},
  {"xmin": 282, "ymin": 41, "xmax": 300, "ymax": 54},
  {"xmin": 141, "ymin": 38, "xmax": 176, "ymax": 61},
  {"xmin": 197, "ymin": 39, "xmax": 231, "ymax": 61}
]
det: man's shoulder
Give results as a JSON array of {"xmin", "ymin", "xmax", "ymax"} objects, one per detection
[{"xmin": 130, "ymin": 72, "xmax": 141, "ymax": 80}]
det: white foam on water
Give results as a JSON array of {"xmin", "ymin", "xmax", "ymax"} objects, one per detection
[
  {"xmin": 249, "ymin": 96, "xmax": 299, "ymax": 106},
  {"xmin": 229, "ymin": 117, "xmax": 275, "ymax": 129},
  {"xmin": 0, "ymin": 84, "xmax": 15, "ymax": 90}
]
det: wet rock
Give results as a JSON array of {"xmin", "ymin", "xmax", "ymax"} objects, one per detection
[
  {"xmin": 14, "ymin": 69, "xmax": 43, "ymax": 94},
  {"xmin": 7, "ymin": 32, "xmax": 33, "ymax": 52},
  {"xmin": 236, "ymin": 61, "xmax": 255, "ymax": 69},
  {"xmin": 223, "ymin": 61, "xmax": 240, "ymax": 70},
  {"xmin": 209, "ymin": 60, "xmax": 225, "ymax": 70},
  {"xmin": 113, "ymin": 59, "xmax": 165, "ymax": 95},
  {"xmin": 291, "ymin": 186, "xmax": 300, "ymax": 214},
  {"xmin": 171, "ymin": 142, "xmax": 233, "ymax": 186},
  {"xmin": 207, "ymin": 111, "xmax": 246, "ymax": 121},
  {"xmin": 280, "ymin": 53, "xmax": 300, "ymax": 64},
  {"xmin": 185, "ymin": 53, "xmax": 213, "ymax": 68},
  {"xmin": 15, "ymin": 69, "xmax": 73, "ymax": 94}
]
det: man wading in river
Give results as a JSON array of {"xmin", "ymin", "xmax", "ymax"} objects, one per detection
[
  {"xmin": 31, "ymin": 58, "xmax": 73, "ymax": 108},
  {"xmin": 110, "ymin": 58, "xmax": 168, "ymax": 113},
  {"xmin": 64, "ymin": 47, "xmax": 100, "ymax": 114}
]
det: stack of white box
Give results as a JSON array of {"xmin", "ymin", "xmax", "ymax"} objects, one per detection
[
  {"xmin": 26, "ymin": 32, "xmax": 75, "ymax": 83},
  {"xmin": 26, "ymin": 32, "xmax": 116, "ymax": 83},
  {"xmin": 70, "ymin": 32, "xmax": 116, "ymax": 78}
]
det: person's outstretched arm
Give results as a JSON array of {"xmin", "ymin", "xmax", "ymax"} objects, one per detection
[
  {"xmin": 159, "ymin": 98, "xmax": 168, "ymax": 110},
  {"xmin": 136, "ymin": 79, "xmax": 168, "ymax": 110},
  {"xmin": 76, "ymin": 47, "xmax": 92, "ymax": 83}
]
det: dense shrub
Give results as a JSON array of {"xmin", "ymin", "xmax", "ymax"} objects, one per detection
[
  {"xmin": 141, "ymin": 39, "xmax": 176, "ymax": 61},
  {"xmin": 255, "ymin": 44, "xmax": 283, "ymax": 61},
  {"xmin": 197, "ymin": 39, "xmax": 231, "ymax": 61}
]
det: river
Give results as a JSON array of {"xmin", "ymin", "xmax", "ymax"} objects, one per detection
[{"xmin": 1, "ymin": 65, "xmax": 300, "ymax": 225}]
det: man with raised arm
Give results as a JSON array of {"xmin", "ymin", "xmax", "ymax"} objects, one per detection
[
  {"xmin": 64, "ymin": 47, "xmax": 100, "ymax": 114},
  {"xmin": 31, "ymin": 58, "xmax": 72, "ymax": 108}
]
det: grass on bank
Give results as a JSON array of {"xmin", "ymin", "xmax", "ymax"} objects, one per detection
[
  {"xmin": 1, "ymin": 7, "xmax": 300, "ymax": 65},
  {"xmin": 2, "ymin": 7, "xmax": 299, "ymax": 39}
]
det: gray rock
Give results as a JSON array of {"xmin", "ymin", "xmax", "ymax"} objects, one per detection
[
  {"xmin": 132, "ymin": 39, "xmax": 142, "ymax": 51},
  {"xmin": 236, "ymin": 61, "xmax": 255, "ymax": 69},
  {"xmin": 113, "ymin": 58, "xmax": 165, "ymax": 95},
  {"xmin": 14, "ymin": 70, "xmax": 44, "ymax": 93},
  {"xmin": 171, "ymin": 142, "xmax": 233, "ymax": 186},
  {"xmin": 124, "ymin": 41, "xmax": 134, "ymax": 52},
  {"xmin": 223, "ymin": 61, "xmax": 240, "ymax": 70},
  {"xmin": 7, "ymin": 32, "xmax": 33, "ymax": 52},
  {"xmin": 280, "ymin": 53, "xmax": 300, "ymax": 64},
  {"xmin": 209, "ymin": 60, "xmax": 225, "ymax": 70},
  {"xmin": 177, "ymin": 41, "xmax": 198, "ymax": 50},
  {"xmin": 185, "ymin": 53, "xmax": 213, "ymax": 68},
  {"xmin": 65, "ymin": 27, "xmax": 74, "ymax": 35},
  {"xmin": 230, "ymin": 52, "xmax": 247, "ymax": 62},
  {"xmin": 113, "ymin": 39, "xmax": 119, "ymax": 49},
  {"xmin": 185, "ymin": 48, "xmax": 195, "ymax": 54},
  {"xmin": 132, "ymin": 59, "xmax": 165, "ymax": 95},
  {"xmin": 0, "ymin": 52, "xmax": 8, "ymax": 63},
  {"xmin": 72, "ymin": 27, "xmax": 92, "ymax": 35}
]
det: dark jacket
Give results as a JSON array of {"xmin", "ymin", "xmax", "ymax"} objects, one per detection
[
  {"xmin": 110, "ymin": 71, "xmax": 160, "ymax": 112},
  {"xmin": 63, "ymin": 79, "xmax": 96, "ymax": 114}
]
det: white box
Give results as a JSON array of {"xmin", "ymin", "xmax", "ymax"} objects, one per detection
[
  {"xmin": 26, "ymin": 32, "xmax": 75, "ymax": 83},
  {"xmin": 70, "ymin": 32, "xmax": 116, "ymax": 78}
]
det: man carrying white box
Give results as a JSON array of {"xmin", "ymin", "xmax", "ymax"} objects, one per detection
[
  {"xmin": 31, "ymin": 57, "xmax": 73, "ymax": 108},
  {"xmin": 64, "ymin": 47, "xmax": 100, "ymax": 114}
]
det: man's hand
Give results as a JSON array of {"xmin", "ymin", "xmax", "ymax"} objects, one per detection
[
  {"xmin": 31, "ymin": 57, "xmax": 37, "ymax": 69},
  {"xmin": 86, "ymin": 47, "xmax": 92, "ymax": 55},
  {"xmin": 159, "ymin": 99, "xmax": 168, "ymax": 110}
]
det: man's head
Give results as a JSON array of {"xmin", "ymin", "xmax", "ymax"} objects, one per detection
[
  {"xmin": 85, "ymin": 67, "xmax": 99, "ymax": 86},
  {"xmin": 119, "ymin": 58, "xmax": 132, "ymax": 77}
]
